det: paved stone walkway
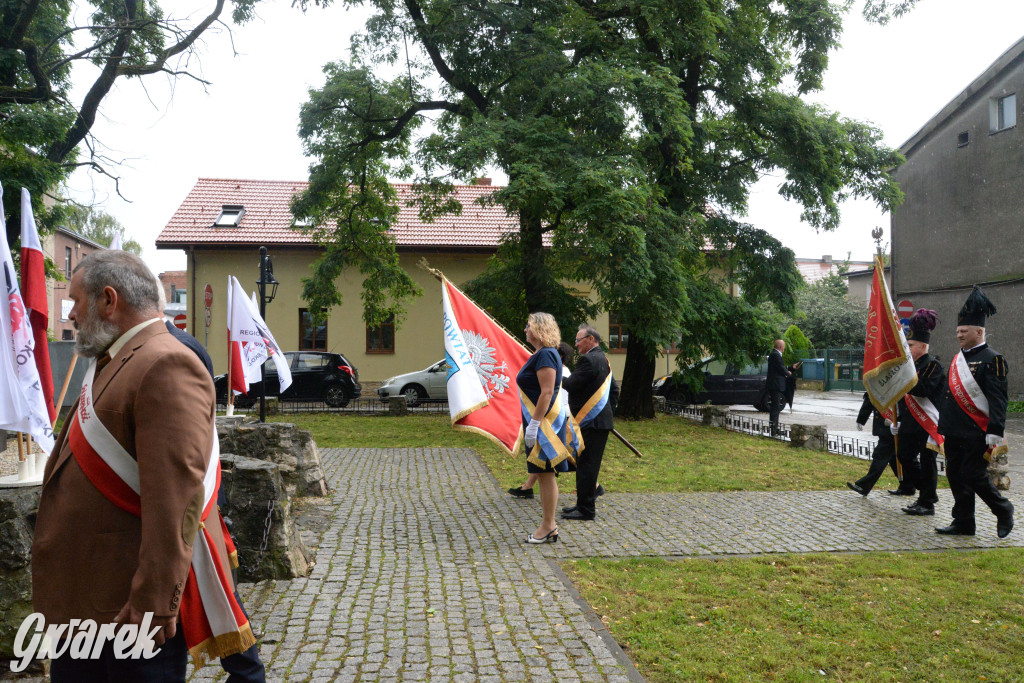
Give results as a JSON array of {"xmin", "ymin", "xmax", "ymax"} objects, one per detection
[{"xmin": 188, "ymin": 446, "xmax": 1024, "ymax": 682}]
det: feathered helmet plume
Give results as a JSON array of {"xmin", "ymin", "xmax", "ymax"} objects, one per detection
[
  {"xmin": 906, "ymin": 308, "xmax": 938, "ymax": 343},
  {"xmin": 957, "ymin": 286, "xmax": 996, "ymax": 327}
]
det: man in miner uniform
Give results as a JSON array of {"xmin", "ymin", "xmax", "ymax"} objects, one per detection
[
  {"xmin": 935, "ymin": 286, "xmax": 1014, "ymax": 538},
  {"xmin": 32, "ymin": 251, "xmax": 254, "ymax": 681},
  {"xmin": 897, "ymin": 309, "xmax": 946, "ymax": 517}
]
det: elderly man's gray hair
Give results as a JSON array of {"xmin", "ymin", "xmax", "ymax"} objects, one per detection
[
  {"xmin": 73, "ymin": 250, "xmax": 160, "ymax": 313},
  {"xmin": 578, "ymin": 324, "xmax": 602, "ymax": 344}
]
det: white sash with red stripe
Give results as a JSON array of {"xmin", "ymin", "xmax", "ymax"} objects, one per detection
[
  {"xmin": 903, "ymin": 394, "xmax": 944, "ymax": 453},
  {"xmin": 949, "ymin": 351, "xmax": 989, "ymax": 432},
  {"xmin": 68, "ymin": 359, "xmax": 253, "ymax": 665}
]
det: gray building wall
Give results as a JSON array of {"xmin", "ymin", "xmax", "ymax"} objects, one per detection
[{"xmin": 892, "ymin": 39, "xmax": 1024, "ymax": 398}]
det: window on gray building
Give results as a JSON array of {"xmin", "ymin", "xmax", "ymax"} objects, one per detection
[{"xmin": 991, "ymin": 93, "xmax": 1016, "ymax": 132}]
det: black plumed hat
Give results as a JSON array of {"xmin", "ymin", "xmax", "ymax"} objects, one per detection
[
  {"xmin": 957, "ymin": 286, "xmax": 996, "ymax": 327},
  {"xmin": 907, "ymin": 308, "xmax": 938, "ymax": 344}
]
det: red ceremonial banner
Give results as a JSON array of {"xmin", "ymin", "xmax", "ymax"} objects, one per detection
[{"xmin": 862, "ymin": 255, "xmax": 917, "ymax": 414}]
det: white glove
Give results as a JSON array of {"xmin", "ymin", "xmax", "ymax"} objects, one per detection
[
  {"xmin": 889, "ymin": 422, "xmax": 900, "ymax": 435},
  {"xmin": 856, "ymin": 423, "xmax": 863, "ymax": 431},
  {"xmin": 525, "ymin": 419, "xmax": 540, "ymax": 448},
  {"xmin": 986, "ymin": 434, "xmax": 1001, "ymax": 447}
]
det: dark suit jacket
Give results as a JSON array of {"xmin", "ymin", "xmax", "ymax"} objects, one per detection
[
  {"xmin": 857, "ymin": 392, "xmax": 889, "ymax": 438},
  {"xmin": 897, "ymin": 353, "xmax": 944, "ymax": 436},
  {"xmin": 165, "ymin": 320, "xmax": 214, "ymax": 379},
  {"xmin": 938, "ymin": 344, "xmax": 1009, "ymax": 438},
  {"xmin": 562, "ymin": 346, "xmax": 618, "ymax": 430},
  {"xmin": 766, "ymin": 349, "xmax": 791, "ymax": 393},
  {"xmin": 32, "ymin": 322, "xmax": 232, "ymax": 626}
]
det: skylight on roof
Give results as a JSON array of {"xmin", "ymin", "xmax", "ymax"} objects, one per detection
[
  {"xmin": 214, "ymin": 205, "xmax": 245, "ymax": 227},
  {"xmin": 292, "ymin": 214, "xmax": 313, "ymax": 228}
]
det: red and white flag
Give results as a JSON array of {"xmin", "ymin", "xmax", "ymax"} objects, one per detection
[
  {"xmin": 20, "ymin": 188, "xmax": 55, "ymax": 424},
  {"xmin": 441, "ymin": 277, "xmax": 531, "ymax": 454},
  {"xmin": 227, "ymin": 275, "xmax": 291, "ymax": 395},
  {"xmin": 0, "ymin": 182, "xmax": 55, "ymax": 452},
  {"xmin": 863, "ymin": 255, "xmax": 917, "ymax": 416}
]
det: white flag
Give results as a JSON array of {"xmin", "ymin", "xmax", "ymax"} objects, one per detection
[
  {"xmin": 441, "ymin": 279, "xmax": 490, "ymax": 421},
  {"xmin": 0, "ymin": 182, "xmax": 55, "ymax": 452},
  {"xmin": 227, "ymin": 275, "xmax": 291, "ymax": 394},
  {"xmin": 109, "ymin": 231, "xmax": 122, "ymax": 251}
]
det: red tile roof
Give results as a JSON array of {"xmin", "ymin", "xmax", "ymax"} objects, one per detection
[{"xmin": 156, "ymin": 178, "xmax": 519, "ymax": 250}]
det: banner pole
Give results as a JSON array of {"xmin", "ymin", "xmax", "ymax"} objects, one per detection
[
  {"xmin": 52, "ymin": 353, "xmax": 78, "ymax": 428},
  {"xmin": 611, "ymin": 428, "xmax": 643, "ymax": 458},
  {"xmin": 16, "ymin": 432, "xmax": 25, "ymax": 462}
]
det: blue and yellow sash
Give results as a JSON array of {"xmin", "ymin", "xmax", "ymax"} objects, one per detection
[
  {"xmin": 520, "ymin": 389, "xmax": 580, "ymax": 469},
  {"xmin": 574, "ymin": 372, "xmax": 613, "ymax": 428}
]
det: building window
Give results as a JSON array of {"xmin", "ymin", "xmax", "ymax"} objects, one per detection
[
  {"xmin": 957, "ymin": 131, "xmax": 969, "ymax": 147},
  {"xmin": 366, "ymin": 315, "xmax": 395, "ymax": 354},
  {"xmin": 64, "ymin": 247, "xmax": 72, "ymax": 278},
  {"xmin": 170, "ymin": 285, "xmax": 187, "ymax": 305},
  {"xmin": 61, "ymin": 329, "xmax": 74, "ymax": 341},
  {"xmin": 608, "ymin": 312, "xmax": 628, "ymax": 352},
  {"xmin": 213, "ymin": 204, "xmax": 245, "ymax": 227},
  {"xmin": 299, "ymin": 308, "xmax": 327, "ymax": 351},
  {"xmin": 991, "ymin": 94, "xmax": 1016, "ymax": 132}
]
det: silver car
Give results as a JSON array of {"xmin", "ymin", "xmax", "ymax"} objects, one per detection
[{"xmin": 376, "ymin": 359, "xmax": 450, "ymax": 406}]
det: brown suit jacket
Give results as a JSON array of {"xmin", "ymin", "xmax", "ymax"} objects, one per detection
[{"xmin": 32, "ymin": 322, "xmax": 232, "ymax": 626}]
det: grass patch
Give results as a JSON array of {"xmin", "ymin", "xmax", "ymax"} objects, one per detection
[
  {"xmin": 565, "ymin": 550, "xmax": 1024, "ymax": 682},
  {"xmin": 1007, "ymin": 400, "xmax": 1024, "ymax": 414},
  {"xmin": 269, "ymin": 413, "xmax": 920, "ymax": 494}
]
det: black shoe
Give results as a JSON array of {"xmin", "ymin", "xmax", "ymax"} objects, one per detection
[
  {"xmin": 902, "ymin": 504, "xmax": 934, "ymax": 516},
  {"xmin": 508, "ymin": 487, "xmax": 534, "ymax": 499},
  {"xmin": 595, "ymin": 484, "xmax": 606, "ymax": 497},
  {"xmin": 888, "ymin": 489, "xmax": 916, "ymax": 496},
  {"xmin": 935, "ymin": 523, "xmax": 975, "ymax": 536},
  {"xmin": 561, "ymin": 509, "xmax": 595, "ymax": 521},
  {"xmin": 561, "ymin": 505, "xmax": 577, "ymax": 514},
  {"xmin": 847, "ymin": 482, "xmax": 867, "ymax": 496},
  {"xmin": 998, "ymin": 508, "xmax": 1014, "ymax": 539}
]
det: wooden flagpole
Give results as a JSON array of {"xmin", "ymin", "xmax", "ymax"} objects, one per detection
[
  {"xmin": 52, "ymin": 353, "xmax": 78, "ymax": 428},
  {"xmin": 226, "ymin": 281, "xmax": 234, "ymax": 413},
  {"xmin": 16, "ymin": 432, "xmax": 25, "ymax": 462}
]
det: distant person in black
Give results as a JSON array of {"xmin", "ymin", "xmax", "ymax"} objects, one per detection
[
  {"xmin": 561, "ymin": 324, "xmax": 618, "ymax": 521},
  {"xmin": 163, "ymin": 316, "xmax": 268, "ymax": 682},
  {"xmin": 766, "ymin": 340, "xmax": 799, "ymax": 436},
  {"xmin": 899, "ymin": 309, "xmax": 946, "ymax": 516},
  {"xmin": 935, "ymin": 287, "xmax": 1013, "ymax": 538},
  {"xmin": 847, "ymin": 393, "xmax": 902, "ymax": 496}
]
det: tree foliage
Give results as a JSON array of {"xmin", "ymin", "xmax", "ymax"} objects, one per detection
[
  {"xmin": 790, "ymin": 273, "xmax": 866, "ymax": 349},
  {"xmin": 783, "ymin": 324, "xmax": 812, "ymax": 365},
  {"xmin": 0, "ymin": 0, "xmax": 258, "ymax": 244},
  {"xmin": 58, "ymin": 203, "xmax": 142, "ymax": 255}
]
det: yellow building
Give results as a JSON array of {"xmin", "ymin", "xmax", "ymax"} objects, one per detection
[{"xmin": 156, "ymin": 178, "xmax": 674, "ymax": 382}]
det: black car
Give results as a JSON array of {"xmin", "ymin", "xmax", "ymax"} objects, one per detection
[
  {"xmin": 215, "ymin": 351, "xmax": 361, "ymax": 408},
  {"xmin": 653, "ymin": 357, "xmax": 768, "ymax": 406}
]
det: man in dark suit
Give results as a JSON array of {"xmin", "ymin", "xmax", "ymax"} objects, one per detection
[
  {"xmin": 936, "ymin": 287, "xmax": 1013, "ymax": 538},
  {"xmin": 766, "ymin": 340, "xmax": 793, "ymax": 436},
  {"xmin": 561, "ymin": 324, "xmax": 618, "ymax": 521},
  {"xmin": 847, "ymin": 392, "xmax": 903, "ymax": 496}
]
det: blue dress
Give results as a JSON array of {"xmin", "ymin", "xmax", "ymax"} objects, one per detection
[{"xmin": 517, "ymin": 347, "xmax": 569, "ymax": 473}]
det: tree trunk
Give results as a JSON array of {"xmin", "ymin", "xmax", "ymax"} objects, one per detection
[
  {"xmin": 616, "ymin": 332, "xmax": 657, "ymax": 419},
  {"xmin": 519, "ymin": 211, "xmax": 549, "ymax": 312}
]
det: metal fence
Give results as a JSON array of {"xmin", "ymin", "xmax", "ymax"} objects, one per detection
[
  {"xmin": 217, "ymin": 397, "xmax": 453, "ymax": 416},
  {"xmin": 662, "ymin": 401, "xmax": 946, "ymax": 474}
]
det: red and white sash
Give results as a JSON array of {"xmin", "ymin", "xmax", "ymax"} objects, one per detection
[
  {"xmin": 67, "ymin": 360, "xmax": 254, "ymax": 666},
  {"xmin": 903, "ymin": 394, "xmax": 944, "ymax": 453},
  {"xmin": 948, "ymin": 351, "xmax": 990, "ymax": 432}
]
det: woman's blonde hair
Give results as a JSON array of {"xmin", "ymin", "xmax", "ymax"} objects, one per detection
[{"xmin": 527, "ymin": 312, "xmax": 561, "ymax": 348}]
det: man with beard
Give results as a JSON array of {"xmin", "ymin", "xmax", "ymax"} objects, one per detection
[{"xmin": 32, "ymin": 251, "xmax": 254, "ymax": 681}]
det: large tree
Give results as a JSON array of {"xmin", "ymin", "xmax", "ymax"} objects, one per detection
[
  {"xmin": 0, "ymin": 0, "xmax": 260, "ymax": 242},
  {"xmin": 294, "ymin": 0, "xmax": 905, "ymax": 417},
  {"xmin": 60, "ymin": 203, "xmax": 142, "ymax": 255}
]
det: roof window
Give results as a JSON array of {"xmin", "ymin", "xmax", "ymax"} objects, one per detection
[{"xmin": 214, "ymin": 205, "xmax": 245, "ymax": 227}]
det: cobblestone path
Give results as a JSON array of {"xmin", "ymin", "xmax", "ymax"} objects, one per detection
[{"xmin": 190, "ymin": 447, "xmax": 1024, "ymax": 682}]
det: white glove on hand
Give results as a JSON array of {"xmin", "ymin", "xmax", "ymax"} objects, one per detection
[
  {"xmin": 890, "ymin": 422, "xmax": 900, "ymax": 435},
  {"xmin": 525, "ymin": 419, "xmax": 540, "ymax": 448},
  {"xmin": 986, "ymin": 434, "xmax": 1001, "ymax": 448},
  {"xmin": 856, "ymin": 423, "xmax": 864, "ymax": 431}
]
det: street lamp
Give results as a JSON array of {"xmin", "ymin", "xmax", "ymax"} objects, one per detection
[{"xmin": 256, "ymin": 246, "xmax": 279, "ymax": 422}]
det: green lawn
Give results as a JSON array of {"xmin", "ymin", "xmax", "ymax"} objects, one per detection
[
  {"xmin": 566, "ymin": 550, "xmax": 1024, "ymax": 682},
  {"xmin": 273, "ymin": 412, "xmax": 911, "ymax": 494}
]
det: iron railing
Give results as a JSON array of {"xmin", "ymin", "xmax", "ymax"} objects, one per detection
[{"xmin": 217, "ymin": 397, "xmax": 453, "ymax": 415}]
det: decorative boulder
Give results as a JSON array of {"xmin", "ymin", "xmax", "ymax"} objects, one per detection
[
  {"xmin": 701, "ymin": 405, "xmax": 730, "ymax": 428},
  {"xmin": 388, "ymin": 395, "xmax": 408, "ymax": 417},
  {"xmin": 0, "ymin": 487, "xmax": 39, "ymax": 659},
  {"xmin": 789, "ymin": 424, "xmax": 827, "ymax": 450},
  {"xmin": 216, "ymin": 418, "xmax": 329, "ymax": 498},
  {"xmin": 219, "ymin": 453, "xmax": 310, "ymax": 582}
]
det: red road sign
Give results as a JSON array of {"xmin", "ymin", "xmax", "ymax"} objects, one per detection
[
  {"xmin": 173, "ymin": 314, "xmax": 187, "ymax": 330},
  {"xmin": 897, "ymin": 300, "xmax": 914, "ymax": 318},
  {"xmin": 204, "ymin": 283, "xmax": 213, "ymax": 308}
]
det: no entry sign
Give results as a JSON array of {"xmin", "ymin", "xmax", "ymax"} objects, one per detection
[
  {"xmin": 204, "ymin": 283, "xmax": 214, "ymax": 308},
  {"xmin": 173, "ymin": 314, "xmax": 187, "ymax": 331},
  {"xmin": 897, "ymin": 300, "xmax": 914, "ymax": 318}
]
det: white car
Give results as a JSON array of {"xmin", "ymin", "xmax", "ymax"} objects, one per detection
[{"xmin": 376, "ymin": 359, "xmax": 450, "ymax": 406}]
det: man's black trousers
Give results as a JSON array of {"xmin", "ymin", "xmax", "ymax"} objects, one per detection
[
  {"xmin": 945, "ymin": 434, "xmax": 1013, "ymax": 524},
  {"xmin": 576, "ymin": 427, "xmax": 610, "ymax": 518}
]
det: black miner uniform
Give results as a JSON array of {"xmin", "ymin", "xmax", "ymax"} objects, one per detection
[
  {"xmin": 897, "ymin": 353, "xmax": 945, "ymax": 511},
  {"xmin": 849, "ymin": 393, "xmax": 903, "ymax": 495},
  {"xmin": 936, "ymin": 286, "xmax": 1013, "ymax": 537}
]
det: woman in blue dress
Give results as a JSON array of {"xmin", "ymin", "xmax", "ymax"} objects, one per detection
[{"xmin": 517, "ymin": 312, "xmax": 571, "ymax": 544}]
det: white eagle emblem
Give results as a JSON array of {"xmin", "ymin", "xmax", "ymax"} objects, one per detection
[{"xmin": 462, "ymin": 329, "xmax": 511, "ymax": 397}]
